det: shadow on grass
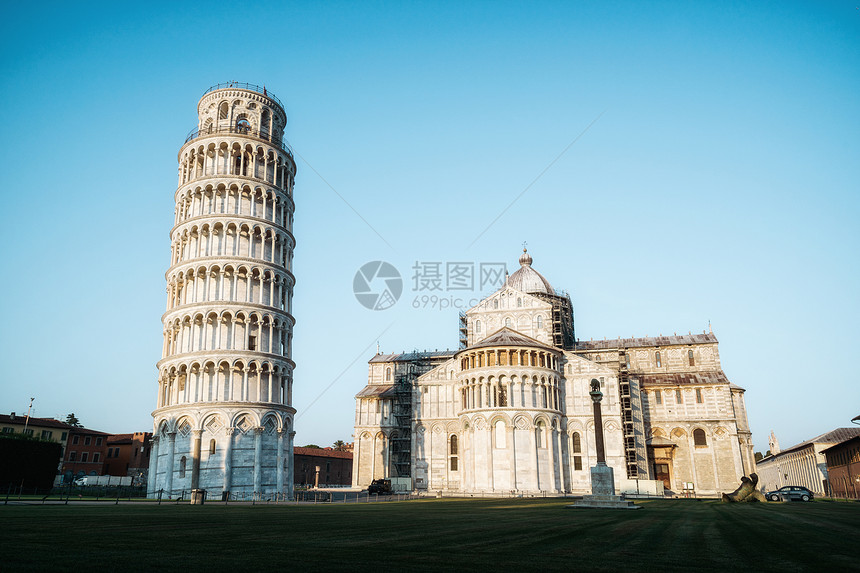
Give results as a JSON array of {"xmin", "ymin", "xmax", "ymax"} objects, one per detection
[{"xmin": 2, "ymin": 497, "xmax": 858, "ymax": 572}]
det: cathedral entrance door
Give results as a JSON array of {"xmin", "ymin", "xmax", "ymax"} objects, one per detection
[{"xmin": 655, "ymin": 463, "xmax": 671, "ymax": 490}]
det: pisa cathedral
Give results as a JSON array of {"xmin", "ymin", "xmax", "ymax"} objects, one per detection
[
  {"xmin": 148, "ymin": 84, "xmax": 296, "ymax": 498},
  {"xmin": 353, "ymin": 250, "xmax": 755, "ymax": 496}
]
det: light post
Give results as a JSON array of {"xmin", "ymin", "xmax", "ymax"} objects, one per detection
[{"xmin": 23, "ymin": 398, "xmax": 34, "ymax": 435}]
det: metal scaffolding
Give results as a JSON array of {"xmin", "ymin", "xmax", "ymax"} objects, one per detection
[{"xmin": 388, "ymin": 351, "xmax": 454, "ymax": 478}]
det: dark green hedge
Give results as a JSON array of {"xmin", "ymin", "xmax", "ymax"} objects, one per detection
[{"xmin": 0, "ymin": 434, "xmax": 62, "ymax": 492}]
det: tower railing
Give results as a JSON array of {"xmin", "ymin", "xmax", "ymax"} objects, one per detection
[
  {"xmin": 201, "ymin": 82, "xmax": 285, "ymax": 112},
  {"xmin": 183, "ymin": 124, "xmax": 294, "ymax": 159}
]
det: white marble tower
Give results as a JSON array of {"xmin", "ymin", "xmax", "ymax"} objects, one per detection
[{"xmin": 148, "ymin": 83, "xmax": 297, "ymax": 499}]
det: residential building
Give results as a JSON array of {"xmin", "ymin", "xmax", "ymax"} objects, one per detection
[
  {"xmin": 756, "ymin": 427, "xmax": 860, "ymax": 495},
  {"xmin": 104, "ymin": 432, "xmax": 152, "ymax": 485},
  {"xmin": 62, "ymin": 427, "xmax": 109, "ymax": 479},
  {"xmin": 294, "ymin": 447, "xmax": 353, "ymax": 487},
  {"xmin": 821, "ymin": 435, "xmax": 860, "ymax": 499}
]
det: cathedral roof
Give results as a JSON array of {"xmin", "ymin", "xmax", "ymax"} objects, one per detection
[
  {"xmin": 466, "ymin": 327, "xmax": 556, "ymax": 351},
  {"xmin": 577, "ymin": 332, "xmax": 718, "ymax": 350},
  {"xmin": 355, "ymin": 384, "xmax": 397, "ymax": 399},
  {"xmin": 506, "ymin": 248, "xmax": 554, "ymax": 295},
  {"xmin": 638, "ymin": 371, "xmax": 730, "ymax": 386},
  {"xmin": 368, "ymin": 350, "xmax": 454, "ymax": 364}
]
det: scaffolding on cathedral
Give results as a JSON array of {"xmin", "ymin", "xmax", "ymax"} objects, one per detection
[
  {"xmin": 531, "ymin": 290, "xmax": 576, "ymax": 350},
  {"xmin": 389, "ymin": 350, "xmax": 455, "ymax": 478},
  {"xmin": 458, "ymin": 312, "xmax": 468, "ymax": 349}
]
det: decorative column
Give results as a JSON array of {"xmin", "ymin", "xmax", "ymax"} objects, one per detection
[
  {"xmin": 223, "ymin": 428, "xmax": 235, "ymax": 495},
  {"xmin": 253, "ymin": 427, "xmax": 264, "ymax": 495},
  {"xmin": 165, "ymin": 431, "xmax": 176, "ymax": 495},
  {"xmin": 508, "ymin": 424, "xmax": 517, "ymax": 491},
  {"xmin": 487, "ymin": 424, "xmax": 494, "ymax": 492},
  {"xmin": 276, "ymin": 428, "xmax": 286, "ymax": 493},
  {"xmin": 148, "ymin": 436, "xmax": 160, "ymax": 496},
  {"xmin": 547, "ymin": 421, "xmax": 557, "ymax": 493},
  {"xmin": 190, "ymin": 429, "xmax": 203, "ymax": 491},
  {"xmin": 287, "ymin": 430, "xmax": 296, "ymax": 499}
]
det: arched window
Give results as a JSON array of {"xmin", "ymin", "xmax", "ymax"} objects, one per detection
[
  {"xmin": 505, "ymin": 317, "xmax": 512, "ymax": 328},
  {"xmin": 572, "ymin": 431, "xmax": 581, "ymax": 453},
  {"xmin": 495, "ymin": 420, "xmax": 506, "ymax": 448},
  {"xmin": 655, "ymin": 351, "xmax": 662, "ymax": 368},
  {"xmin": 261, "ymin": 109, "xmax": 270, "ymax": 135},
  {"xmin": 535, "ymin": 421, "xmax": 545, "ymax": 448},
  {"xmin": 449, "ymin": 435, "xmax": 459, "ymax": 471},
  {"xmin": 517, "ymin": 297, "xmax": 522, "ymax": 307},
  {"xmin": 693, "ymin": 429, "xmax": 707, "ymax": 446},
  {"xmin": 475, "ymin": 320, "xmax": 481, "ymax": 333},
  {"xmin": 536, "ymin": 316, "xmax": 543, "ymax": 329},
  {"xmin": 494, "ymin": 299, "xmax": 499, "ymax": 309},
  {"xmin": 209, "ymin": 439, "xmax": 216, "ymax": 454},
  {"xmin": 688, "ymin": 349, "xmax": 695, "ymax": 366},
  {"xmin": 236, "ymin": 117, "xmax": 251, "ymax": 133},
  {"xmin": 218, "ymin": 102, "xmax": 229, "ymax": 120},
  {"xmin": 179, "ymin": 456, "xmax": 187, "ymax": 478},
  {"xmin": 385, "ymin": 367, "xmax": 391, "ymax": 381},
  {"xmin": 695, "ymin": 388, "xmax": 703, "ymax": 404}
]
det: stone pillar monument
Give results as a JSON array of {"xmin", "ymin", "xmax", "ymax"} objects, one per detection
[
  {"xmin": 569, "ymin": 379, "xmax": 639, "ymax": 509},
  {"xmin": 589, "ymin": 379, "xmax": 615, "ymax": 496}
]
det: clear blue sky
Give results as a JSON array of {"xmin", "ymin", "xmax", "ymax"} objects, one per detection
[{"xmin": 1, "ymin": 1, "xmax": 857, "ymax": 454}]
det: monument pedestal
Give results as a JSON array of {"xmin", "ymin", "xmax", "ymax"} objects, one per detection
[{"xmin": 568, "ymin": 463, "xmax": 640, "ymax": 510}]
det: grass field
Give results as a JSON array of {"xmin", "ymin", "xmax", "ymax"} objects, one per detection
[{"xmin": 2, "ymin": 498, "xmax": 858, "ymax": 572}]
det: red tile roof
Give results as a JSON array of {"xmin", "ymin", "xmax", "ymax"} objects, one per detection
[
  {"xmin": 294, "ymin": 447, "xmax": 353, "ymax": 459},
  {"xmin": 355, "ymin": 384, "xmax": 397, "ymax": 399},
  {"xmin": 0, "ymin": 414, "xmax": 74, "ymax": 430}
]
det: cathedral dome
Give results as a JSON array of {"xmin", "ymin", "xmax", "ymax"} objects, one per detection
[{"xmin": 507, "ymin": 248, "xmax": 553, "ymax": 294}]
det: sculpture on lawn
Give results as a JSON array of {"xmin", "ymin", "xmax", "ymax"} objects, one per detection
[{"xmin": 722, "ymin": 473, "xmax": 766, "ymax": 502}]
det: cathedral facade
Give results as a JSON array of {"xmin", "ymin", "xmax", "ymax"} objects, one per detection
[{"xmin": 352, "ymin": 250, "xmax": 755, "ymax": 496}]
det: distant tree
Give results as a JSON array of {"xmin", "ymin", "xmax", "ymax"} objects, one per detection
[
  {"xmin": 333, "ymin": 440, "xmax": 348, "ymax": 451},
  {"xmin": 65, "ymin": 413, "xmax": 82, "ymax": 427},
  {"xmin": 754, "ymin": 452, "xmax": 763, "ymax": 462},
  {"xmin": 302, "ymin": 444, "xmax": 321, "ymax": 449}
]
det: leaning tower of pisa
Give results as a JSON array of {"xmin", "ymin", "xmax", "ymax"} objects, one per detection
[{"xmin": 148, "ymin": 83, "xmax": 296, "ymax": 500}]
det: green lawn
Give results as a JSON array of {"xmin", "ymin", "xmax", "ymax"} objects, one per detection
[{"xmin": 2, "ymin": 498, "xmax": 858, "ymax": 572}]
